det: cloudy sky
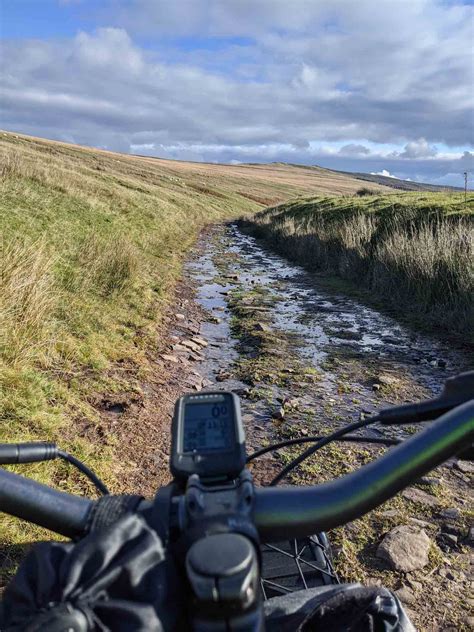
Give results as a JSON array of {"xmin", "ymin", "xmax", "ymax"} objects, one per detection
[{"xmin": 1, "ymin": 0, "xmax": 473, "ymax": 185}]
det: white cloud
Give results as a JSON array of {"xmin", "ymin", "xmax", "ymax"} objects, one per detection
[
  {"xmin": 398, "ymin": 138, "xmax": 438, "ymax": 159},
  {"xmin": 0, "ymin": 1, "xmax": 472, "ymax": 184},
  {"xmin": 371, "ymin": 169, "xmax": 397, "ymax": 178}
]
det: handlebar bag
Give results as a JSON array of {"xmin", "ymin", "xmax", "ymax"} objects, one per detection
[
  {"xmin": 0, "ymin": 513, "xmax": 172, "ymax": 632},
  {"xmin": 264, "ymin": 583, "xmax": 415, "ymax": 632}
]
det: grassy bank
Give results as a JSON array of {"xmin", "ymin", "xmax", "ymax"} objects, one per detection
[
  {"xmin": 1, "ymin": 131, "xmax": 379, "ymax": 562},
  {"xmin": 240, "ymin": 193, "xmax": 474, "ymax": 343}
]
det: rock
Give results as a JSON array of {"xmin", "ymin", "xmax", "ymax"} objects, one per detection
[
  {"xmin": 407, "ymin": 517, "xmax": 431, "ymax": 528},
  {"xmin": 272, "ymin": 406, "xmax": 285, "ymax": 421},
  {"xmin": 376, "ymin": 525, "xmax": 431, "ymax": 572},
  {"xmin": 172, "ymin": 343, "xmax": 191, "ymax": 353},
  {"xmin": 190, "ymin": 336, "xmax": 208, "ymax": 348},
  {"xmin": 379, "ymin": 509, "xmax": 399, "ymax": 520},
  {"xmin": 465, "ymin": 525, "xmax": 474, "ymax": 546},
  {"xmin": 438, "ymin": 508, "xmax": 461, "ymax": 520},
  {"xmin": 175, "ymin": 313, "xmax": 185, "ymax": 321},
  {"xmin": 395, "ymin": 585, "xmax": 415, "ymax": 605},
  {"xmin": 407, "ymin": 579, "xmax": 422, "ymax": 592},
  {"xmin": 188, "ymin": 351, "xmax": 205, "ymax": 362},
  {"xmin": 160, "ymin": 354, "xmax": 179, "ymax": 363},
  {"xmin": 437, "ymin": 533, "xmax": 458, "ymax": 551},
  {"xmin": 401, "ymin": 487, "xmax": 441, "ymax": 508},
  {"xmin": 181, "ymin": 339, "xmax": 201, "ymax": 352},
  {"xmin": 382, "ymin": 336, "xmax": 402, "ymax": 345},
  {"xmin": 417, "ymin": 476, "xmax": 442, "ymax": 487},
  {"xmin": 454, "ymin": 460, "xmax": 474, "ymax": 474},
  {"xmin": 216, "ymin": 370, "xmax": 230, "ymax": 382},
  {"xmin": 282, "ymin": 397, "xmax": 299, "ymax": 409},
  {"xmin": 441, "ymin": 523, "xmax": 459, "ymax": 536},
  {"xmin": 254, "ymin": 322, "xmax": 272, "ymax": 333},
  {"xmin": 429, "ymin": 358, "xmax": 447, "ymax": 368}
]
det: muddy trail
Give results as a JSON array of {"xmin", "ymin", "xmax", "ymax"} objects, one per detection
[
  {"xmin": 163, "ymin": 223, "xmax": 473, "ymax": 631},
  {"xmin": 186, "ymin": 224, "xmax": 470, "ymax": 450}
]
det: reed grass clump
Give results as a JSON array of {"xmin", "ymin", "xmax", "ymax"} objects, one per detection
[{"xmin": 0, "ymin": 238, "xmax": 57, "ymax": 366}]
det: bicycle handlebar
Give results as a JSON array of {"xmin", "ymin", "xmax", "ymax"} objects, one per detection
[
  {"xmin": 1, "ymin": 401, "xmax": 473, "ymax": 540},
  {"xmin": 254, "ymin": 400, "xmax": 474, "ymax": 540},
  {"xmin": 0, "ymin": 467, "xmax": 93, "ymax": 538}
]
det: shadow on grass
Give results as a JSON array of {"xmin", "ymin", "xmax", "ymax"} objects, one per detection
[{"xmin": 0, "ymin": 541, "xmax": 37, "ymax": 592}]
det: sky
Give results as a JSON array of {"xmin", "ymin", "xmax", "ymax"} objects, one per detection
[{"xmin": 1, "ymin": 0, "xmax": 473, "ymax": 186}]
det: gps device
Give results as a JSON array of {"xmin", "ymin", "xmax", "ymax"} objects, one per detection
[{"xmin": 170, "ymin": 391, "xmax": 246, "ymax": 482}]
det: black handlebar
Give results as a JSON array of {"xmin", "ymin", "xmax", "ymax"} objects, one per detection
[
  {"xmin": 254, "ymin": 400, "xmax": 474, "ymax": 540},
  {"xmin": 1, "ymin": 401, "xmax": 473, "ymax": 540},
  {"xmin": 0, "ymin": 467, "xmax": 93, "ymax": 537}
]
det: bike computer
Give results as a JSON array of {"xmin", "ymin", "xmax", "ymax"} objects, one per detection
[{"xmin": 170, "ymin": 391, "xmax": 246, "ymax": 481}]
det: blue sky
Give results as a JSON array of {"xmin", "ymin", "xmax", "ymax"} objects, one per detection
[{"xmin": 1, "ymin": 0, "xmax": 473, "ymax": 185}]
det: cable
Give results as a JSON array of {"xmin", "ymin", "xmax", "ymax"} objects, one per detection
[
  {"xmin": 58, "ymin": 450, "xmax": 109, "ymax": 496},
  {"xmin": 247, "ymin": 433, "xmax": 399, "ymax": 463},
  {"xmin": 269, "ymin": 416, "xmax": 381, "ymax": 486}
]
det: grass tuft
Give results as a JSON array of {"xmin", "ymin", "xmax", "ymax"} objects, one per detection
[{"xmin": 0, "ymin": 238, "xmax": 57, "ymax": 366}]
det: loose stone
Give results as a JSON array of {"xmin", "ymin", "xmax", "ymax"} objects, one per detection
[{"xmin": 376, "ymin": 525, "xmax": 431, "ymax": 572}]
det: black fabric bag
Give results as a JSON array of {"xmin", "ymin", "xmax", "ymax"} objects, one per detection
[
  {"xmin": 264, "ymin": 583, "xmax": 416, "ymax": 632},
  {"xmin": 0, "ymin": 513, "xmax": 172, "ymax": 631}
]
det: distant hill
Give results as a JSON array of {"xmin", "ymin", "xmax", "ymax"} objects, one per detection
[{"xmin": 329, "ymin": 169, "xmax": 463, "ymax": 192}]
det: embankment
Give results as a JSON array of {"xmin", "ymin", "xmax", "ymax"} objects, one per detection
[{"xmin": 239, "ymin": 193, "xmax": 473, "ymax": 343}]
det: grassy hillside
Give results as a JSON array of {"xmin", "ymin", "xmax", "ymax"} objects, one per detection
[
  {"xmin": 0, "ymin": 131, "xmax": 386, "ymax": 556},
  {"xmin": 240, "ymin": 192, "xmax": 474, "ymax": 341}
]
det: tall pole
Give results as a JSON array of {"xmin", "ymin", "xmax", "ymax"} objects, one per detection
[{"xmin": 464, "ymin": 171, "xmax": 468, "ymax": 203}]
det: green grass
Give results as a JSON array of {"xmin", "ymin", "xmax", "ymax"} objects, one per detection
[{"xmin": 240, "ymin": 192, "xmax": 474, "ymax": 342}]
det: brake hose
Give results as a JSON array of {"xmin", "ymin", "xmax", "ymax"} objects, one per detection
[
  {"xmin": 247, "ymin": 434, "xmax": 399, "ymax": 463},
  {"xmin": 269, "ymin": 416, "xmax": 381, "ymax": 485}
]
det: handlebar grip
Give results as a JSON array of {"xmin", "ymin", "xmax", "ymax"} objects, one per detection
[
  {"xmin": 0, "ymin": 442, "xmax": 58, "ymax": 464},
  {"xmin": 0, "ymin": 467, "xmax": 94, "ymax": 538},
  {"xmin": 254, "ymin": 400, "xmax": 474, "ymax": 541}
]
